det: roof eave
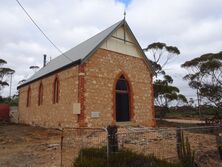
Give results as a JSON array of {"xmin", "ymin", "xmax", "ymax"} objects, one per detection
[{"xmin": 17, "ymin": 59, "xmax": 81, "ymax": 89}]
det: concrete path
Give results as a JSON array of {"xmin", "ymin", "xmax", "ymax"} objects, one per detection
[{"xmin": 163, "ymin": 118, "xmax": 205, "ymax": 124}]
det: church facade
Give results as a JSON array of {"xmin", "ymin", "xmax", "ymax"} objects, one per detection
[{"xmin": 18, "ymin": 20, "xmax": 156, "ymax": 128}]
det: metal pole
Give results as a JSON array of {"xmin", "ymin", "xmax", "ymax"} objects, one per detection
[
  {"xmin": 103, "ymin": 128, "xmax": 109, "ymax": 160},
  {"xmin": 103, "ymin": 127, "xmax": 109, "ymax": 166},
  {"xmin": 80, "ymin": 129, "xmax": 83, "ymax": 163},
  {"xmin": 176, "ymin": 127, "xmax": 182, "ymax": 160},
  {"xmin": 197, "ymin": 89, "xmax": 202, "ymax": 119},
  {"xmin": 60, "ymin": 129, "xmax": 64, "ymax": 167}
]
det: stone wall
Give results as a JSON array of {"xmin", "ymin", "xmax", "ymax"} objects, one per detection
[
  {"xmin": 84, "ymin": 48, "xmax": 155, "ymax": 127},
  {"xmin": 18, "ymin": 49, "xmax": 155, "ymax": 128},
  {"xmin": 18, "ymin": 66, "xmax": 79, "ymax": 128}
]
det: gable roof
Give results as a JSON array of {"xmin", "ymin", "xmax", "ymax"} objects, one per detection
[{"xmin": 18, "ymin": 20, "xmax": 154, "ymax": 89}]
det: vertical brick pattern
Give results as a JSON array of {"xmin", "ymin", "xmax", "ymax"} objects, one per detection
[
  {"xmin": 84, "ymin": 48, "xmax": 154, "ymax": 127},
  {"xmin": 150, "ymin": 75, "xmax": 156, "ymax": 127},
  {"xmin": 18, "ymin": 66, "xmax": 79, "ymax": 128},
  {"xmin": 18, "ymin": 49, "xmax": 154, "ymax": 128}
]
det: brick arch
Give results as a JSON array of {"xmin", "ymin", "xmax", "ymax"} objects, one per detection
[
  {"xmin": 26, "ymin": 86, "xmax": 31, "ymax": 107},
  {"xmin": 38, "ymin": 81, "xmax": 43, "ymax": 106},
  {"xmin": 52, "ymin": 76, "xmax": 60, "ymax": 104},
  {"xmin": 112, "ymin": 71, "xmax": 134, "ymax": 122}
]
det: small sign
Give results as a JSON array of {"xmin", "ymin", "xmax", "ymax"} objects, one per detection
[
  {"xmin": 73, "ymin": 103, "xmax": 81, "ymax": 114},
  {"xmin": 91, "ymin": 112, "xmax": 100, "ymax": 118}
]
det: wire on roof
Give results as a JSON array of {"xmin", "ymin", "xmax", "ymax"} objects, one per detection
[{"xmin": 16, "ymin": 0, "xmax": 73, "ymax": 63}]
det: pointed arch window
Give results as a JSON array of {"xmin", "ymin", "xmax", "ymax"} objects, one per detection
[
  {"xmin": 38, "ymin": 82, "xmax": 43, "ymax": 106},
  {"xmin": 53, "ymin": 77, "xmax": 59, "ymax": 104},
  {"xmin": 116, "ymin": 75, "xmax": 129, "ymax": 92},
  {"xmin": 26, "ymin": 86, "xmax": 31, "ymax": 107},
  {"xmin": 115, "ymin": 75, "xmax": 130, "ymax": 122}
]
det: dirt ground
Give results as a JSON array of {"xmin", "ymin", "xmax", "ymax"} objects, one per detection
[
  {"xmin": 0, "ymin": 123, "xmax": 106, "ymax": 167},
  {"xmin": 1, "ymin": 122, "xmax": 222, "ymax": 167},
  {"xmin": 0, "ymin": 123, "xmax": 64, "ymax": 167},
  {"xmin": 119, "ymin": 130, "xmax": 222, "ymax": 167}
]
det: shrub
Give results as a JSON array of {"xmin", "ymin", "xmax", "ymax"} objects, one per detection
[
  {"xmin": 74, "ymin": 147, "xmax": 183, "ymax": 167},
  {"xmin": 177, "ymin": 130, "xmax": 197, "ymax": 167}
]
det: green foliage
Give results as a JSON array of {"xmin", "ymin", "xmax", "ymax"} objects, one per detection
[
  {"xmin": 0, "ymin": 58, "xmax": 15, "ymax": 95},
  {"xmin": 177, "ymin": 131, "xmax": 195, "ymax": 167},
  {"xmin": 154, "ymin": 77, "xmax": 187, "ymax": 108},
  {"xmin": 144, "ymin": 42, "xmax": 180, "ymax": 75},
  {"xmin": 182, "ymin": 51, "xmax": 222, "ymax": 110},
  {"xmin": 0, "ymin": 96, "xmax": 18, "ymax": 106},
  {"xmin": 144, "ymin": 42, "xmax": 187, "ymax": 111},
  {"xmin": 155, "ymin": 105, "xmax": 221, "ymax": 119},
  {"xmin": 74, "ymin": 147, "xmax": 183, "ymax": 167},
  {"xmin": 0, "ymin": 59, "xmax": 7, "ymax": 65}
]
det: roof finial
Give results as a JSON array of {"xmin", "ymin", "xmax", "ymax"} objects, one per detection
[{"xmin": 124, "ymin": 10, "xmax": 126, "ymax": 20}]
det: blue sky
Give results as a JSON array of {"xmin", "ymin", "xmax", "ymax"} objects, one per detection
[{"xmin": 117, "ymin": 0, "xmax": 131, "ymax": 7}]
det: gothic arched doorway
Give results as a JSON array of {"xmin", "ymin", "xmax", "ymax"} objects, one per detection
[{"xmin": 115, "ymin": 75, "xmax": 130, "ymax": 122}]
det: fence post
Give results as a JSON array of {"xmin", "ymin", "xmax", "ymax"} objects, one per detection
[
  {"xmin": 102, "ymin": 127, "xmax": 109, "ymax": 167},
  {"xmin": 103, "ymin": 128, "xmax": 109, "ymax": 161},
  {"xmin": 216, "ymin": 133, "xmax": 222, "ymax": 160},
  {"xmin": 80, "ymin": 129, "xmax": 83, "ymax": 163},
  {"xmin": 176, "ymin": 127, "xmax": 182, "ymax": 159},
  {"xmin": 107, "ymin": 125, "xmax": 118, "ymax": 154},
  {"xmin": 60, "ymin": 128, "xmax": 64, "ymax": 167}
]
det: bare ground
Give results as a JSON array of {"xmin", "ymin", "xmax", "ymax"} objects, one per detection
[
  {"xmin": 0, "ymin": 123, "xmax": 222, "ymax": 167},
  {"xmin": 0, "ymin": 123, "xmax": 63, "ymax": 167},
  {"xmin": 0, "ymin": 123, "xmax": 106, "ymax": 167}
]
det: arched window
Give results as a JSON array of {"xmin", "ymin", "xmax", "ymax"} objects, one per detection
[
  {"xmin": 116, "ymin": 75, "xmax": 128, "ymax": 92},
  {"xmin": 38, "ymin": 82, "xmax": 43, "ymax": 106},
  {"xmin": 53, "ymin": 77, "xmax": 59, "ymax": 104},
  {"xmin": 115, "ymin": 75, "xmax": 130, "ymax": 122},
  {"xmin": 26, "ymin": 86, "xmax": 31, "ymax": 107}
]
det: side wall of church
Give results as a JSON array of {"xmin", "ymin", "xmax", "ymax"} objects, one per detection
[{"xmin": 18, "ymin": 66, "xmax": 79, "ymax": 128}]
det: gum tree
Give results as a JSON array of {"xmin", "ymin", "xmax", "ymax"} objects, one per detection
[
  {"xmin": 144, "ymin": 42, "xmax": 187, "ymax": 118},
  {"xmin": 144, "ymin": 42, "xmax": 180, "ymax": 75},
  {"xmin": 181, "ymin": 51, "xmax": 222, "ymax": 114},
  {"xmin": 0, "ymin": 59, "xmax": 15, "ymax": 96},
  {"xmin": 154, "ymin": 75, "xmax": 187, "ymax": 107}
]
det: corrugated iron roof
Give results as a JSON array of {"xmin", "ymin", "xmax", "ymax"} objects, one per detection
[{"xmin": 18, "ymin": 19, "xmax": 154, "ymax": 88}]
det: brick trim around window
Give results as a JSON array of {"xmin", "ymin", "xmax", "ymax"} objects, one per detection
[{"xmin": 112, "ymin": 71, "xmax": 134, "ymax": 123}]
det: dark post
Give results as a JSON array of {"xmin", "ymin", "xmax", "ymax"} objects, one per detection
[
  {"xmin": 43, "ymin": 54, "xmax": 47, "ymax": 67},
  {"xmin": 216, "ymin": 133, "xmax": 222, "ymax": 160},
  {"xmin": 60, "ymin": 129, "xmax": 64, "ymax": 167},
  {"xmin": 107, "ymin": 125, "xmax": 118, "ymax": 153}
]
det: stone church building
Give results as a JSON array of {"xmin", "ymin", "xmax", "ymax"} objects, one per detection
[{"xmin": 18, "ymin": 20, "xmax": 156, "ymax": 128}]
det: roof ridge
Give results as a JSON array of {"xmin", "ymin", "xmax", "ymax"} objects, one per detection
[
  {"xmin": 64, "ymin": 19, "xmax": 124, "ymax": 62},
  {"xmin": 67, "ymin": 20, "xmax": 124, "ymax": 53},
  {"xmin": 18, "ymin": 20, "xmax": 124, "ymax": 88}
]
